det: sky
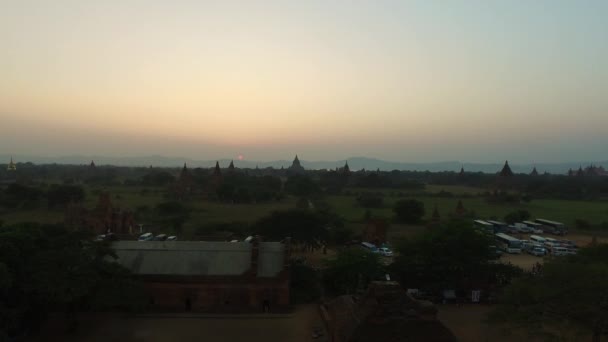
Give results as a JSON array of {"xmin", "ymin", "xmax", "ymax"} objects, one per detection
[{"xmin": 1, "ymin": 0, "xmax": 607, "ymax": 163}]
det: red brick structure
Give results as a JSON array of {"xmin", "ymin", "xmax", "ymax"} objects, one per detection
[
  {"xmin": 170, "ymin": 163, "xmax": 195, "ymax": 200},
  {"xmin": 112, "ymin": 237, "xmax": 291, "ymax": 313},
  {"xmin": 65, "ymin": 192, "xmax": 135, "ymax": 235},
  {"xmin": 362, "ymin": 219, "xmax": 388, "ymax": 246},
  {"xmin": 321, "ymin": 281, "xmax": 456, "ymax": 342}
]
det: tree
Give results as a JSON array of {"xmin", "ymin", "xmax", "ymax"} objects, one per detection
[
  {"xmin": 323, "ymin": 248, "xmax": 385, "ymax": 295},
  {"xmin": 490, "ymin": 245, "xmax": 608, "ymax": 341},
  {"xmin": 393, "ymin": 199, "xmax": 425, "ymax": 223},
  {"xmin": 284, "ymin": 175, "xmax": 320, "ymax": 197},
  {"xmin": 503, "ymin": 210, "xmax": 531, "ymax": 224},
  {"xmin": 251, "ymin": 209, "xmax": 329, "ymax": 248},
  {"xmin": 0, "ymin": 223, "xmax": 144, "ymax": 338},
  {"xmin": 389, "ymin": 220, "xmax": 521, "ymax": 294}
]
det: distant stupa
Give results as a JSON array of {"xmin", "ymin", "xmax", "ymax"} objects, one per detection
[
  {"xmin": 530, "ymin": 166, "xmax": 539, "ymax": 176},
  {"xmin": 213, "ymin": 161, "xmax": 222, "ymax": 177},
  {"xmin": 7, "ymin": 157, "xmax": 16, "ymax": 171},
  {"xmin": 499, "ymin": 160, "xmax": 514, "ymax": 177},
  {"xmin": 288, "ymin": 155, "xmax": 305, "ymax": 174}
]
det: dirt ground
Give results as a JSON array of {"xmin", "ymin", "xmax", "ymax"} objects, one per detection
[
  {"xmin": 33, "ymin": 305, "xmax": 325, "ymax": 342},
  {"xmin": 438, "ymin": 304, "xmax": 519, "ymax": 342}
]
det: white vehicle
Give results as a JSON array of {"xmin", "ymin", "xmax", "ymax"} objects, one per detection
[
  {"xmin": 515, "ymin": 223, "xmax": 532, "ymax": 233},
  {"xmin": 495, "ymin": 233, "xmax": 522, "ymax": 254},
  {"xmin": 530, "ymin": 235, "xmax": 546, "ymax": 244},
  {"xmin": 138, "ymin": 232, "xmax": 154, "ymax": 241},
  {"xmin": 167, "ymin": 236, "xmax": 178, "ymax": 241},
  {"xmin": 378, "ymin": 247, "xmax": 393, "ymax": 257},
  {"xmin": 523, "ymin": 221, "xmax": 544, "ymax": 234},
  {"xmin": 550, "ymin": 246, "xmax": 568, "ymax": 256},
  {"xmin": 361, "ymin": 242, "xmax": 380, "ymax": 254},
  {"xmin": 525, "ymin": 243, "xmax": 546, "ymax": 256}
]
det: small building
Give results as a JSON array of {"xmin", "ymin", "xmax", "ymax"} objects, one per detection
[{"xmin": 111, "ymin": 237, "xmax": 291, "ymax": 313}]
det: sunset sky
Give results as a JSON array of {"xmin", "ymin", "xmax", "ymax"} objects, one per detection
[{"xmin": 1, "ymin": 1, "xmax": 607, "ymax": 163}]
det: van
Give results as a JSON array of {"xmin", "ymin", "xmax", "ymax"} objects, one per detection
[
  {"xmin": 550, "ymin": 246, "xmax": 568, "ymax": 256},
  {"xmin": 138, "ymin": 232, "xmax": 153, "ymax": 241}
]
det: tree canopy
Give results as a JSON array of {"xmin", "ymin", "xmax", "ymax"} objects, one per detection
[
  {"xmin": 393, "ymin": 199, "xmax": 425, "ymax": 223},
  {"xmin": 490, "ymin": 244, "xmax": 608, "ymax": 341},
  {"xmin": 389, "ymin": 220, "xmax": 521, "ymax": 294},
  {"xmin": 323, "ymin": 248, "xmax": 385, "ymax": 295},
  {"xmin": 0, "ymin": 223, "xmax": 144, "ymax": 339},
  {"xmin": 251, "ymin": 209, "xmax": 329, "ymax": 245}
]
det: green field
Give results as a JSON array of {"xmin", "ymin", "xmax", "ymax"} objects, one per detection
[{"xmin": 1, "ymin": 185, "xmax": 607, "ymax": 236}]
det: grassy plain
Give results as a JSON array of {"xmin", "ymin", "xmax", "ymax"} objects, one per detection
[{"xmin": 1, "ymin": 184, "xmax": 607, "ymax": 237}]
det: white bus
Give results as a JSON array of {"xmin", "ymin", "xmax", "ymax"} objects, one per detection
[
  {"xmin": 474, "ymin": 220, "xmax": 494, "ymax": 232},
  {"xmin": 530, "ymin": 235, "xmax": 546, "ymax": 244},
  {"xmin": 495, "ymin": 233, "xmax": 522, "ymax": 254},
  {"xmin": 535, "ymin": 219, "xmax": 567, "ymax": 235}
]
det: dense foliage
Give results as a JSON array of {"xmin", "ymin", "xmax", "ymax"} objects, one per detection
[
  {"xmin": 0, "ymin": 223, "xmax": 144, "ymax": 339},
  {"xmin": 323, "ymin": 248, "xmax": 385, "ymax": 295},
  {"xmin": 491, "ymin": 244, "xmax": 608, "ymax": 341},
  {"xmin": 393, "ymin": 199, "xmax": 425, "ymax": 223},
  {"xmin": 390, "ymin": 220, "xmax": 522, "ymax": 295}
]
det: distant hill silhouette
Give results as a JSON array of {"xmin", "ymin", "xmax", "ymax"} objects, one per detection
[{"xmin": 1, "ymin": 154, "xmax": 606, "ymax": 174}]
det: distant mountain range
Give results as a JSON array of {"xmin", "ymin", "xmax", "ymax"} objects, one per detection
[{"xmin": 1, "ymin": 154, "xmax": 606, "ymax": 175}]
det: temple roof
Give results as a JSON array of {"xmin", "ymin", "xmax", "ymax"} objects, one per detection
[
  {"xmin": 213, "ymin": 161, "xmax": 222, "ymax": 176},
  {"xmin": 499, "ymin": 160, "xmax": 513, "ymax": 177},
  {"xmin": 530, "ymin": 166, "xmax": 538, "ymax": 176}
]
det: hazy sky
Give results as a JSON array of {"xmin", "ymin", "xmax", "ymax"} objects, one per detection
[{"xmin": 1, "ymin": 0, "xmax": 607, "ymax": 163}]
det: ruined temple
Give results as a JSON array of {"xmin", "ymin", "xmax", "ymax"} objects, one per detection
[
  {"xmin": 170, "ymin": 163, "xmax": 195, "ymax": 200},
  {"xmin": 65, "ymin": 192, "xmax": 135, "ymax": 235},
  {"xmin": 455, "ymin": 200, "xmax": 466, "ymax": 216},
  {"xmin": 321, "ymin": 281, "xmax": 456, "ymax": 342},
  {"xmin": 362, "ymin": 219, "xmax": 388, "ymax": 246},
  {"xmin": 498, "ymin": 160, "xmax": 514, "ymax": 177},
  {"xmin": 287, "ymin": 155, "xmax": 305, "ymax": 175},
  {"xmin": 530, "ymin": 166, "xmax": 539, "ymax": 176}
]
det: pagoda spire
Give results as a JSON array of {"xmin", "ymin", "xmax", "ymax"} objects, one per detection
[
  {"xmin": 499, "ymin": 160, "xmax": 513, "ymax": 177},
  {"xmin": 214, "ymin": 161, "xmax": 222, "ymax": 176},
  {"xmin": 228, "ymin": 160, "xmax": 235, "ymax": 170},
  {"xmin": 7, "ymin": 156, "xmax": 16, "ymax": 171},
  {"xmin": 530, "ymin": 166, "xmax": 538, "ymax": 176},
  {"xmin": 343, "ymin": 160, "xmax": 350, "ymax": 174}
]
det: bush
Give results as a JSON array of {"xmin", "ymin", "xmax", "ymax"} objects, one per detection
[
  {"xmin": 393, "ymin": 199, "xmax": 425, "ymax": 223},
  {"xmin": 503, "ymin": 210, "xmax": 531, "ymax": 224}
]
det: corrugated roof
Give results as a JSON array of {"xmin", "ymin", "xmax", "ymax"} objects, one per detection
[{"xmin": 111, "ymin": 241, "xmax": 284, "ymax": 277}]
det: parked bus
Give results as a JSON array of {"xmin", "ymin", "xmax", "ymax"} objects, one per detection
[
  {"xmin": 523, "ymin": 221, "xmax": 544, "ymax": 233},
  {"xmin": 495, "ymin": 233, "xmax": 522, "ymax": 254},
  {"xmin": 530, "ymin": 235, "xmax": 546, "ymax": 244},
  {"xmin": 486, "ymin": 220, "xmax": 508, "ymax": 233},
  {"xmin": 361, "ymin": 242, "xmax": 379, "ymax": 253},
  {"xmin": 535, "ymin": 219, "xmax": 567, "ymax": 235},
  {"xmin": 474, "ymin": 220, "xmax": 494, "ymax": 233}
]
